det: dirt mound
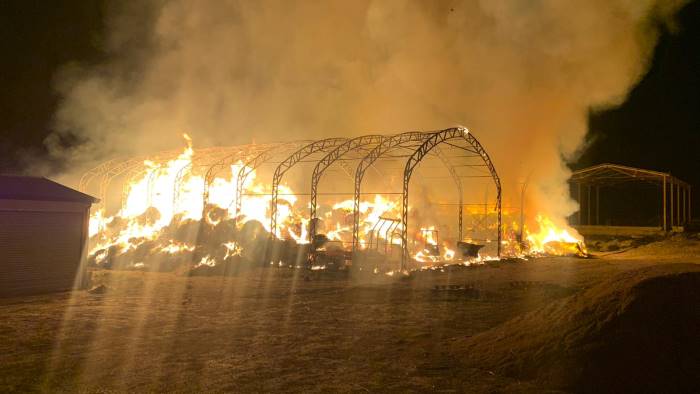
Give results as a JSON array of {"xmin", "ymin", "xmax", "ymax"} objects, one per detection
[
  {"xmin": 455, "ymin": 263, "xmax": 700, "ymax": 393},
  {"xmin": 606, "ymin": 233, "xmax": 700, "ymax": 260}
]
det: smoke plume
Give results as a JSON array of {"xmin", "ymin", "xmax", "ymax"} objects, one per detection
[{"xmin": 50, "ymin": 0, "xmax": 686, "ymax": 224}]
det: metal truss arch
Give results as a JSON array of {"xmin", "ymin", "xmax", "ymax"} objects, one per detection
[
  {"xmin": 270, "ymin": 138, "xmax": 348, "ymax": 238},
  {"xmin": 400, "ymin": 127, "xmax": 501, "ymax": 268},
  {"xmin": 167, "ymin": 147, "xmax": 238, "ymax": 209},
  {"xmin": 98, "ymin": 155, "xmax": 159, "ymax": 212},
  {"xmin": 432, "ymin": 146, "xmax": 464, "ymax": 241},
  {"xmin": 308, "ymin": 134, "xmax": 385, "ymax": 239},
  {"xmin": 101, "ymin": 149, "xmax": 182, "ymax": 212},
  {"xmin": 351, "ymin": 131, "xmax": 428, "ymax": 253},
  {"xmin": 200, "ymin": 145, "xmax": 257, "ymax": 211},
  {"xmin": 78, "ymin": 159, "xmax": 120, "ymax": 195},
  {"xmin": 232, "ymin": 142, "xmax": 306, "ymax": 226}
]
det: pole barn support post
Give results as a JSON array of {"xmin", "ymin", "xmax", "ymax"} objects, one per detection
[
  {"xmin": 577, "ymin": 183, "xmax": 582, "ymax": 225},
  {"xmin": 676, "ymin": 183, "xmax": 681, "ymax": 226},
  {"xmin": 689, "ymin": 186, "xmax": 692, "ymax": 222},
  {"xmin": 587, "ymin": 185, "xmax": 592, "ymax": 225},
  {"xmin": 596, "ymin": 186, "xmax": 600, "ymax": 225},
  {"xmin": 685, "ymin": 185, "xmax": 690, "ymax": 223},
  {"xmin": 682, "ymin": 185, "xmax": 686, "ymax": 226},
  {"xmin": 670, "ymin": 179, "xmax": 674, "ymax": 229},
  {"xmin": 662, "ymin": 176, "xmax": 667, "ymax": 231}
]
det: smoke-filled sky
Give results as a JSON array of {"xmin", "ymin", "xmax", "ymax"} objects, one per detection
[{"xmin": 1, "ymin": 0, "xmax": 698, "ymax": 220}]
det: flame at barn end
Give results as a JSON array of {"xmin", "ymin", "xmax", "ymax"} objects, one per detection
[{"xmin": 525, "ymin": 215, "xmax": 587, "ymax": 257}]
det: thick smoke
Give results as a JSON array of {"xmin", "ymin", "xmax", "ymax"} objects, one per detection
[{"xmin": 50, "ymin": 0, "xmax": 685, "ymax": 225}]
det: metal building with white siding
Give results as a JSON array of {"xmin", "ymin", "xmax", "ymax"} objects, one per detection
[{"xmin": 0, "ymin": 175, "xmax": 97, "ymax": 297}]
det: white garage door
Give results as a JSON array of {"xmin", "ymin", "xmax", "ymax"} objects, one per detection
[{"xmin": 0, "ymin": 210, "xmax": 83, "ymax": 296}]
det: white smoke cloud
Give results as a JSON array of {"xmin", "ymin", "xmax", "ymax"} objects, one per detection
[{"xmin": 49, "ymin": 0, "xmax": 686, "ymax": 224}]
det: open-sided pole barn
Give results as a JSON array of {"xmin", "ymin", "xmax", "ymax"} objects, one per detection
[{"xmin": 570, "ymin": 164, "xmax": 692, "ymax": 235}]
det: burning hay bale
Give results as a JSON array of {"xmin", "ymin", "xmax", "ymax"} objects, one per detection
[
  {"xmin": 188, "ymin": 254, "xmax": 250, "ymax": 276},
  {"xmin": 540, "ymin": 240, "xmax": 587, "ymax": 257},
  {"xmin": 453, "ymin": 263, "xmax": 700, "ymax": 393},
  {"xmin": 89, "ymin": 213, "xmax": 249, "ymax": 272},
  {"xmin": 522, "ymin": 215, "xmax": 588, "ymax": 257}
]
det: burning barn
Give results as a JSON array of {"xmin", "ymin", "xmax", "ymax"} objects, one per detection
[
  {"xmin": 0, "ymin": 175, "xmax": 97, "ymax": 296},
  {"xmin": 83, "ymin": 127, "xmax": 525, "ymax": 273},
  {"xmin": 82, "ymin": 126, "xmax": 588, "ymax": 275}
]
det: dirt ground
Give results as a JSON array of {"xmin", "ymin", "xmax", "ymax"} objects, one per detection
[{"xmin": 1, "ymin": 236, "xmax": 699, "ymax": 393}]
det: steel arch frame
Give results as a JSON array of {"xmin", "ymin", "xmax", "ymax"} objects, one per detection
[
  {"xmin": 432, "ymin": 145, "xmax": 464, "ymax": 241},
  {"xmin": 171, "ymin": 147, "xmax": 241, "ymax": 211},
  {"xmin": 270, "ymin": 138, "xmax": 348, "ymax": 237},
  {"xmin": 351, "ymin": 131, "xmax": 427, "ymax": 254},
  {"xmin": 85, "ymin": 146, "xmax": 227, "ymax": 214},
  {"xmin": 78, "ymin": 159, "xmax": 119, "ymax": 195},
  {"xmin": 101, "ymin": 150, "xmax": 182, "ymax": 212},
  {"xmin": 98, "ymin": 156, "xmax": 159, "ymax": 211},
  {"xmin": 308, "ymin": 134, "xmax": 385, "ymax": 240},
  {"xmin": 349, "ymin": 131, "xmax": 467, "ymax": 258},
  {"xmin": 146, "ymin": 147, "xmax": 229, "ymax": 207},
  {"xmin": 199, "ymin": 146, "xmax": 260, "ymax": 208},
  {"xmin": 96, "ymin": 158, "xmax": 142, "ymax": 210},
  {"xmin": 401, "ymin": 127, "xmax": 501, "ymax": 268},
  {"xmin": 233, "ymin": 142, "xmax": 309, "ymax": 226}
]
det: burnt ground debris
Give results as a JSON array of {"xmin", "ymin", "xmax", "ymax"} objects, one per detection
[{"xmin": 1, "ymin": 238, "xmax": 699, "ymax": 392}]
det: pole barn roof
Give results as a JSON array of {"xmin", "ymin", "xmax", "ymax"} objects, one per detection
[
  {"xmin": 0, "ymin": 175, "xmax": 99, "ymax": 204},
  {"xmin": 570, "ymin": 163, "xmax": 690, "ymax": 187}
]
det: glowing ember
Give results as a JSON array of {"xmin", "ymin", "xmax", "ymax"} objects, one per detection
[
  {"xmin": 414, "ymin": 249, "xmax": 441, "ymax": 264},
  {"xmin": 223, "ymin": 241, "xmax": 241, "ymax": 259},
  {"xmin": 443, "ymin": 245, "xmax": 455, "ymax": 261},
  {"xmin": 197, "ymin": 255, "xmax": 216, "ymax": 267},
  {"xmin": 160, "ymin": 242, "xmax": 195, "ymax": 254}
]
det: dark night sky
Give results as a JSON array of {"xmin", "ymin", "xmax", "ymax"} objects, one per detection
[
  {"xmin": 576, "ymin": 1, "xmax": 700, "ymax": 183},
  {"xmin": 1, "ymin": 1, "xmax": 698, "ymax": 190},
  {"xmin": 0, "ymin": 1, "xmax": 106, "ymax": 172}
]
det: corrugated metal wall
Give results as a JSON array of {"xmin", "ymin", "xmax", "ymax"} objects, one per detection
[{"xmin": 0, "ymin": 210, "xmax": 83, "ymax": 297}]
